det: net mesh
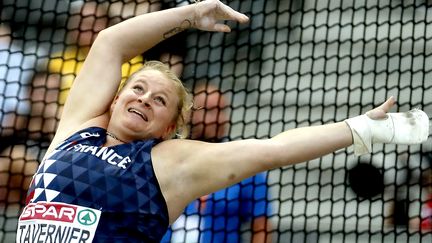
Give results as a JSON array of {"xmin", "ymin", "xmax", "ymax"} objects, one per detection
[{"xmin": 1, "ymin": 0, "xmax": 432, "ymax": 242}]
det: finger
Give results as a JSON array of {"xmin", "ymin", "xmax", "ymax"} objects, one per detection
[
  {"xmin": 213, "ymin": 23, "xmax": 231, "ymax": 32},
  {"xmin": 366, "ymin": 97, "xmax": 396, "ymax": 120},
  {"xmin": 218, "ymin": 2, "xmax": 249, "ymax": 23},
  {"xmin": 229, "ymin": 11, "xmax": 249, "ymax": 23},
  {"xmin": 379, "ymin": 96, "xmax": 396, "ymax": 113}
]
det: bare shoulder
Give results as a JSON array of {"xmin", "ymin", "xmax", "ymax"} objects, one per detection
[
  {"xmin": 151, "ymin": 139, "xmax": 207, "ymax": 186},
  {"xmin": 150, "ymin": 139, "xmax": 202, "ymax": 218},
  {"xmin": 151, "ymin": 139, "xmax": 203, "ymax": 174},
  {"xmin": 152, "ymin": 139, "xmax": 201, "ymax": 158}
]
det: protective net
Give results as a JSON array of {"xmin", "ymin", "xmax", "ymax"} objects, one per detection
[{"xmin": 1, "ymin": 0, "xmax": 432, "ymax": 242}]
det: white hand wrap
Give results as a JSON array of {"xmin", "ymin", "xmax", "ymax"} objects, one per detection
[{"xmin": 345, "ymin": 109, "xmax": 430, "ymax": 156}]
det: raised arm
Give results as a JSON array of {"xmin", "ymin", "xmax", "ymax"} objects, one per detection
[
  {"xmin": 50, "ymin": 0, "xmax": 248, "ymax": 150},
  {"xmin": 102, "ymin": 0, "xmax": 249, "ymax": 62}
]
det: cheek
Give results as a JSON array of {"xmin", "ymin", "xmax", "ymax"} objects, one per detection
[
  {"xmin": 160, "ymin": 108, "xmax": 175, "ymax": 123},
  {"xmin": 162, "ymin": 106, "xmax": 179, "ymax": 126},
  {"xmin": 110, "ymin": 97, "xmax": 125, "ymax": 115}
]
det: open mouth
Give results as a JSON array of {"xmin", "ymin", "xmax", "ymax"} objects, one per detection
[{"xmin": 128, "ymin": 108, "xmax": 148, "ymax": 121}]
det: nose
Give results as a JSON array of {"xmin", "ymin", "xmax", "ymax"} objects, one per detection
[{"xmin": 137, "ymin": 92, "xmax": 151, "ymax": 107}]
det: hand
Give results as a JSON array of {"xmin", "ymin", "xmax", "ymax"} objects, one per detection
[
  {"xmin": 193, "ymin": 0, "xmax": 249, "ymax": 32},
  {"xmin": 366, "ymin": 96, "xmax": 396, "ymax": 120}
]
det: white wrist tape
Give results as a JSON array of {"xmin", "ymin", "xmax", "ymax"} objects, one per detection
[{"xmin": 345, "ymin": 109, "xmax": 430, "ymax": 156}]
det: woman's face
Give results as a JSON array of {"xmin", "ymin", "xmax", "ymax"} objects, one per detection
[{"xmin": 110, "ymin": 69, "xmax": 179, "ymax": 140}]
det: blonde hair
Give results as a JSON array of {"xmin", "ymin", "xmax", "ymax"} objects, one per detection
[{"xmin": 121, "ymin": 60, "xmax": 193, "ymax": 139}]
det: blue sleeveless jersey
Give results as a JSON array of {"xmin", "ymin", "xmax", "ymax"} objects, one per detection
[{"xmin": 21, "ymin": 127, "xmax": 169, "ymax": 242}]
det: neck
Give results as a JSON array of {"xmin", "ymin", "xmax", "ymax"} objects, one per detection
[{"xmin": 106, "ymin": 131, "xmax": 128, "ymax": 144}]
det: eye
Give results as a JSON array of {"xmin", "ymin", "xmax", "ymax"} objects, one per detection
[
  {"xmin": 154, "ymin": 96, "xmax": 166, "ymax": 106},
  {"xmin": 132, "ymin": 85, "xmax": 144, "ymax": 93}
]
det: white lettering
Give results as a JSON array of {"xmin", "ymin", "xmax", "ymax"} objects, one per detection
[
  {"xmin": 80, "ymin": 132, "xmax": 100, "ymax": 138},
  {"xmin": 42, "ymin": 206, "xmax": 58, "ymax": 218},
  {"xmin": 52, "ymin": 141, "xmax": 133, "ymax": 170},
  {"xmin": 78, "ymin": 145, "xmax": 88, "ymax": 153},
  {"xmin": 20, "ymin": 204, "xmax": 76, "ymax": 222},
  {"xmin": 60, "ymin": 207, "xmax": 75, "ymax": 221},
  {"xmin": 107, "ymin": 153, "xmax": 122, "ymax": 165},
  {"xmin": 35, "ymin": 204, "xmax": 46, "ymax": 215},
  {"xmin": 21, "ymin": 207, "xmax": 32, "ymax": 218},
  {"xmin": 96, "ymin": 147, "xmax": 113, "ymax": 160},
  {"xmin": 84, "ymin": 146, "xmax": 98, "ymax": 155},
  {"xmin": 117, "ymin": 157, "xmax": 131, "ymax": 169}
]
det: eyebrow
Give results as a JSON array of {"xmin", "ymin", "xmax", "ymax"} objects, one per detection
[{"xmin": 133, "ymin": 79, "xmax": 172, "ymax": 102}]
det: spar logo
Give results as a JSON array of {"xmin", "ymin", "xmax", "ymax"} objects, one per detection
[
  {"xmin": 20, "ymin": 202, "xmax": 77, "ymax": 222},
  {"xmin": 77, "ymin": 209, "xmax": 97, "ymax": 226}
]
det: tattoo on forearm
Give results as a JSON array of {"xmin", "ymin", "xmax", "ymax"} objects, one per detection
[{"xmin": 163, "ymin": 19, "xmax": 192, "ymax": 39}]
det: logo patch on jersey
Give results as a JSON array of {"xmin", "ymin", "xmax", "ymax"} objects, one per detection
[
  {"xmin": 77, "ymin": 209, "xmax": 98, "ymax": 226},
  {"xmin": 17, "ymin": 202, "xmax": 101, "ymax": 243},
  {"xmin": 80, "ymin": 131, "xmax": 100, "ymax": 138}
]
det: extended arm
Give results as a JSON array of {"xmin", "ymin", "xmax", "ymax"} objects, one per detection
[{"xmin": 154, "ymin": 97, "xmax": 429, "ymax": 221}]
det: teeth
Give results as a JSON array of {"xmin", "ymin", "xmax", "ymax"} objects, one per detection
[{"xmin": 128, "ymin": 108, "xmax": 148, "ymax": 121}]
